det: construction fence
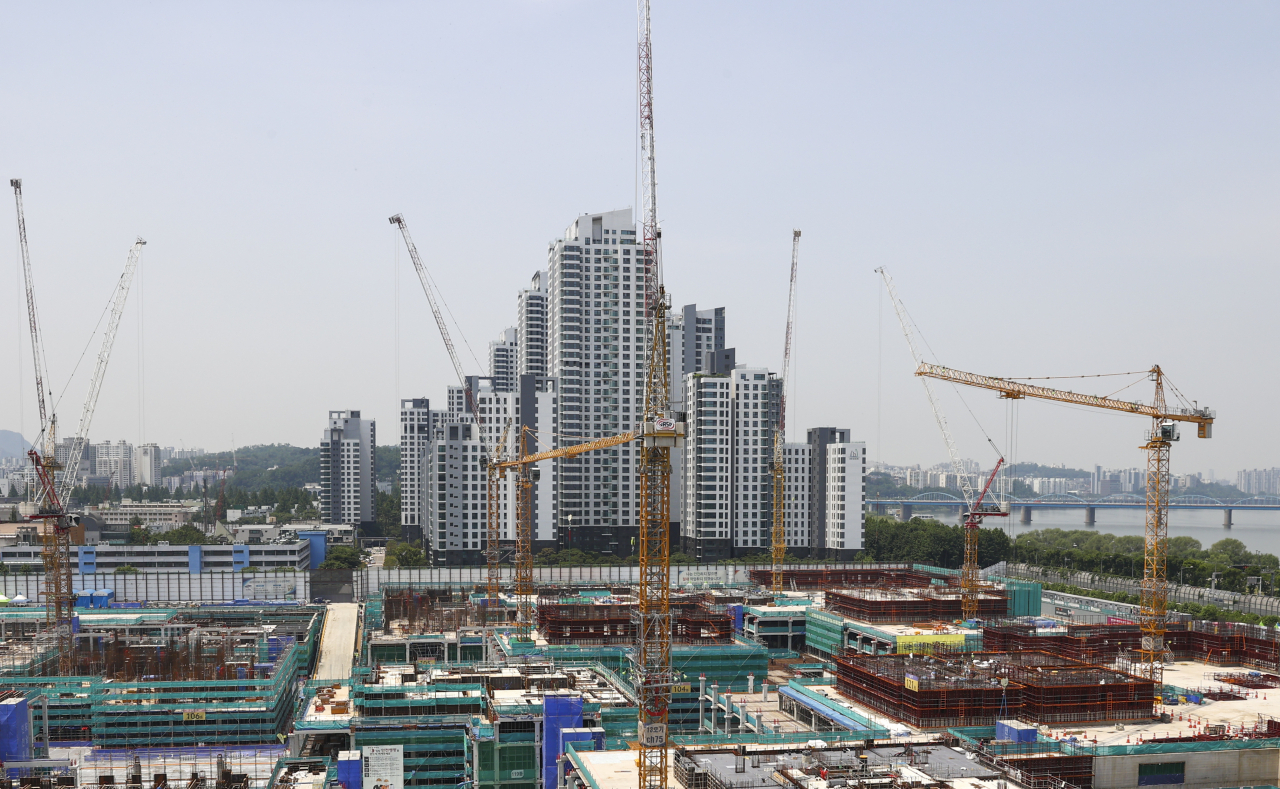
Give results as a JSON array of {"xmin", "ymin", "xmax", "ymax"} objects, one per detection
[{"xmin": 0, "ymin": 572, "xmax": 309, "ymax": 603}]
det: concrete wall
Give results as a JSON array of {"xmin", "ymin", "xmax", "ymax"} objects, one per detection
[{"xmin": 1095, "ymin": 747, "xmax": 1279, "ymax": 789}]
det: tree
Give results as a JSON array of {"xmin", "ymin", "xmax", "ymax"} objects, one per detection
[
  {"xmin": 147, "ymin": 524, "xmax": 208, "ymax": 545},
  {"xmin": 128, "ymin": 526, "xmax": 152, "ymax": 545},
  {"xmin": 128, "ymin": 515, "xmax": 143, "ymax": 528},
  {"xmin": 385, "ymin": 540, "xmax": 426, "ymax": 568},
  {"xmin": 7, "ymin": 507, "xmax": 17, "ymax": 523},
  {"xmin": 114, "ymin": 565, "xmax": 140, "ymax": 574},
  {"xmin": 374, "ymin": 489, "xmax": 401, "ymax": 540},
  {"xmin": 7, "ymin": 483, "xmax": 17, "ymax": 498},
  {"xmin": 318, "ymin": 546, "xmax": 362, "ymax": 570}
]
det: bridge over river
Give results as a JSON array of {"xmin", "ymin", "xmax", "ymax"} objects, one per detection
[{"xmin": 867, "ymin": 492, "xmax": 1280, "ymax": 527}]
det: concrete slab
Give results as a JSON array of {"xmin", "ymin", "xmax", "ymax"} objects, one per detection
[
  {"xmin": 572, "ymin": 749, "xmax": 675, "ymax": 789},
  {"xmin": 314, "ymin": 603, "xmax": 358, "ymax": 680}
]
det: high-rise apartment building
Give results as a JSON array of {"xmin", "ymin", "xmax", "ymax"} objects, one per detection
[
  {"xmin": 807, "ymin": 427, "xmax": 859, "ymax": 558},
  {"xmin": 320, "ymin": 410, "xmax": 376, "ymax": 536},
  {"xmin": 489, "ymin": 328, "xmax": 518, "ymax": 392},
  {"xmin": 517, "ymin": 271, "xmax": 548, "ymax": 378},
  {"xmin": 400, "ymin": 398, "xmax": 452, "ymax": 543},
  {"xmin": 136, "ymin": 444, "xmax": 162, "ymax": 487},
  {"xmin": 679, "ymin": 363, "xmax": 782, "ymax": 562},
  {"xmin": 540, "ymin": 208, "xmax": 723, "ymax": 554},
  {"xmin": 782, "ymin": 443, "xmax": 812, "ymax": 553},
  {"xmin": 54, "ymin": 438, "xmax": 94, "ymax": 488},
  {"xmin": 822, "ymin": 440, "xmax": 866, "ymax": 558},
  {"xmin": 425, "ymin": 375, "xmax": 556, "ymax": 565},
  {"xmin": 544, "ymin": 209, "xmax": 648, "ymax": 555},
  {"xmin": 94, "ymin": 441, "xmax": 135, "ymax": 489},
  {"xmin": 674, "ymin": 305, "xmax": 726, "ymax": 401},
  {"xmin": 1238, "ymin": 468, "xmax": 1280, "ymax": 495}
]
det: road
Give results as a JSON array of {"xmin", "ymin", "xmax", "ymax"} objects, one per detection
[{"xmin": 314, "ymin": 602, "xmax": 358, "ymax": 680}]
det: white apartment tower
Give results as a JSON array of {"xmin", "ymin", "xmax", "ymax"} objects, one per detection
[
  {"xmin": 426, "ymin": 375, "xmax": 556, "ymax": 565},
  {"xmin": 94, "ymin": 441, "xmax": 135, "ymax": 489},
  {"xmin": 489, "ymin": 328, "xmax": 518, "ymax": 392},
  {"xmin": 545, "ymin": 209, "xmax": 649, "ymax": 555},
  {"xmin": 517, "ymin": 272, "xmax": 549, "ymax": 378},
  {"xmin": 400, "ymin": 398, "xmax": 452, "ymax": 543},
  {"xmin": 822, "ymin": 441, "xmax": 866, "ymax": 556},
  {"xmin": 320, "ymin": 410, "xmax": 376, "ymax": 536},
  {"xmin": 679, "ymin": 363, "xmax": 781, "ymax": 562},
  {"xmin": 781, "ymin": 443, "xmax": 811, "ymax": 552},
  {"xmin": 136, "ymin": 444, "xmax": 162, "ymax": 487}
]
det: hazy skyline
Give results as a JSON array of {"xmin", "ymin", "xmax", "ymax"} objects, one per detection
[{"xmin": 2, "ymin": 2, "xmax": 1277, "ymax": 479}]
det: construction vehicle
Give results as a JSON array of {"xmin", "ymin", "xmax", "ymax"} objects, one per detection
[
  {"xmin": 771, "ymin": 230, "xmax": 800, "ymax": 596},
  {"xmin": 877, "ymin": 268, "xmax": 1005, "ymax": 622},
  {"xmin": 915, "ymin": 363, "xmax": 1213, "ymax": 684}
]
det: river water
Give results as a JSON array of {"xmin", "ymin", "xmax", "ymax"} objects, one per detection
[{"xmin": 918, "ymin": 507, "xmax": 1280, "ymax": 558}]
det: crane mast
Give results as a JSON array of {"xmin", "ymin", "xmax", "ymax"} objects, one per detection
[
  {"xmin": 634, "ymin": 1, "xmax": 682, "ymax": 784},
  {"xmin": 11, "ymin": 180, "xmax": 51, "ymax": 438},
  {"xmin": 771, "ymin": 230, "xmax": 800, "ymax": 595},
  {"xmin": 877, "ymin": 268, "xmax": 994, "ymax": 619},
  {"xmin": 494, "ymin": 429, "xmax": 641, "ymax": 639},
  {"xmin": 875, "ymin": 269, "xmax": 977, "ymax": 505},
  {"xmin": 17, "ymin": 224, "xmax": 145, "ymax": 675},
  {"xmin": 916, "ymin": 363, "xmax": 1214, "ymax": 685},
  {"xmin": 390, "ymin": 215, "xmax": 506, "ymax": 610},
  {"xmin": 58, "ymin": 239, "xmax": 146, "ymax": 504}
]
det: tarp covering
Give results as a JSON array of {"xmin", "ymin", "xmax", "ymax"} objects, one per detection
[{"xmin": 543, "ymin": 694, "xmax": 583, "ymax": 789}]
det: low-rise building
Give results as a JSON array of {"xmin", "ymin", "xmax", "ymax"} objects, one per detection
[
  {"xmin": 70, "ymin": 540, "xmax": 312, "ymax": 573},
  {"xmin": 84, "ymin": 501, "xmax": 195, "ymax": 529}
]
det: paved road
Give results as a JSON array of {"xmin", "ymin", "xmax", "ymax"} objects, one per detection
[{"xmin": 314, "ymin": 602, "xmax": 358, "ymax": 680}]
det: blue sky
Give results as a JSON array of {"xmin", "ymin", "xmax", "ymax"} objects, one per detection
[{"xmin": 1, "ymin": 1, "xmax": 1276, "ymax": 477}]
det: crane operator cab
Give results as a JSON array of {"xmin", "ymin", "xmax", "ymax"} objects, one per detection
[{"xmin": 1159, "ymin": 420, "xmax": 1180, "ymax": 442}]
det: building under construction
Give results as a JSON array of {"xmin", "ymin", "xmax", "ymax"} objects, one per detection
[
  {"xmin": 535, "ymin": 592, "xmax": 733, "ymax": 646},
  {"xmin": 825, "ymin": 586, "xmax": 1008, "ymax": 623},
  {"xmin": 0, "ymin": 603, "xmax": 324, "ymax": 747},
  {"xmin": 833, "ymin": 649, "xmax": 1157, "ymax": 729}
]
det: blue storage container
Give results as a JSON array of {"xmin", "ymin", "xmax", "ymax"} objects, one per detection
[{"xmin": 996, "ymin": 719, "xmax": 1036, "ymax": 743}]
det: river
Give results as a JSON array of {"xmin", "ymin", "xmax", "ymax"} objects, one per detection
[{"xmin": 912, "ymin": 506, "xmax": 1280, "ymax": 558}]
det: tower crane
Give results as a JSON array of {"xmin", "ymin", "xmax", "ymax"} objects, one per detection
[
  {"xmin": 770, "ymin": 230, "xmax": 800, "ymax": 595},
  {"xmin": 491, "ymin": 427, "xmax": 641, "ymax": 640},
  {"xmin": 11, "ymin": 192, "xmax": 146, "ymax": 675},
  {"xmin": 391, "ymin": 215, "xmax": 506, "ymax": 609},
  {"xmin": 915, "ymin": 363, "xmax": 1214, "ymax": 684},
  {"xmin": 877, "ymin": 268, "xmax": 1005, "ymax": 620},
  {"xmin": 633, "ymin": 1, "xmax": 684, "ymax": 784},
  {"xmin": 10, "ymin": 180, "xmax": 52, "ymax": 453}
]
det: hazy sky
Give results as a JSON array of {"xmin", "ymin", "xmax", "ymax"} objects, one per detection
[{"xmin": 2, "ymin": 2, "xmax": 1276, "ymax": 479}]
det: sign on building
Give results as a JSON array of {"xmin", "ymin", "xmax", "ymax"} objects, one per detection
[{"xmin": 362, "ymin": 744, "xmax": 404, "ymax": 789}]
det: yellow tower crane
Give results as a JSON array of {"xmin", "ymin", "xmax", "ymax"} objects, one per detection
[
  {"xmin": 489, "ymin": 428, "xmax": 640, "ymax": 640},
  {"xmin": 771, "ymin": 230, "xmax": 800, "ymax": 596},
  {"xmin": 915, "ymin": 363, "xmax": 1214, "ymax": 684}
]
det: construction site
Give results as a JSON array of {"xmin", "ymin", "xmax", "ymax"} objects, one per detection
[{"xmin": 2, "ymin": 565, "xmax": 1280, "ymax": 789}]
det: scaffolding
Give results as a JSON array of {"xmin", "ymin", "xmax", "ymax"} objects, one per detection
[
  {"xmin": 826, "ymin": 587, "xmax": 1007, "ymax": 624},
  {"xmin": 833, "ymin": 650, "xmax": 1156, "ymax": 728}
]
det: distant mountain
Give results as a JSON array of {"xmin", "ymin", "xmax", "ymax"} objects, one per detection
[{"xmin": 0, "ymin": 430, "xmax": 30, "ymax": 459}]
